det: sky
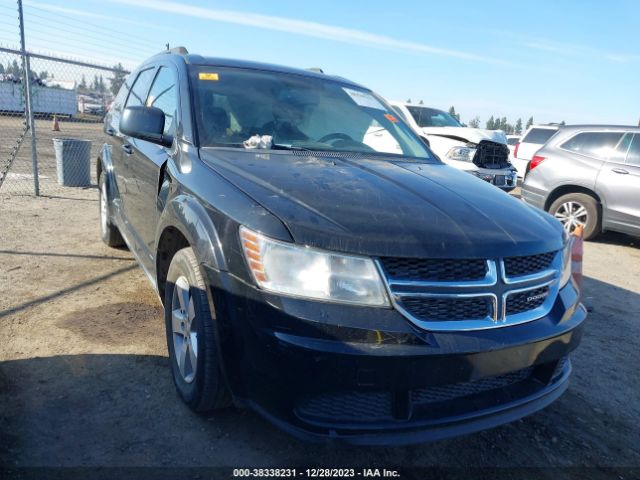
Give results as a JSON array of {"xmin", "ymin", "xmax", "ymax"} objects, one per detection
[{"xmin": 0, "ymin": 0, "xmax": 638, "ymax": 126}]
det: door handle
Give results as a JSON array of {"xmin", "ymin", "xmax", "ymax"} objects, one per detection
[
  {"xmin": 122, "ymin": 144, "xmax": 133, "ymax": 155},
  {"xmin": 612, "ymin": 168, "xmax": 629, "ymax": 174},
  {"xmin": 105, "ymin": 127, "xmax": 115, "ymax": 136}
]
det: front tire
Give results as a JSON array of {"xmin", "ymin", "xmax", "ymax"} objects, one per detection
[
  {"xmin": 164, "ymin": 247, "xmax": 230, "ymax": 412},
  {"xmin": 549, "ymin": 193, "xmax": 601, "ymax": 240},
  {"xmin": 98, "ymin": 173, "xmax": 124, "ymax": 247}
]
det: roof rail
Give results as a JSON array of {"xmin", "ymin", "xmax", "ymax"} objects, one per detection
[{"xmin": 307, "ymin": 67, "xmax": 324, "ymax": 73}]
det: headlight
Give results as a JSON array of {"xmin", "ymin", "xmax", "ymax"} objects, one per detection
[
  {"xmin": 446, "ymin": 146, "xmax": 476, "ymax": 162},
  {"xmin": 239, "ymin": 226, "xmax": 390, "ymax": 306},
  {"xmin": 560, "ymin": 233, "xmax": 574, "ymax": 287}
]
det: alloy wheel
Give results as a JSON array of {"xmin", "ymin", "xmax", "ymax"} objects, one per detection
[
  {"xmin": 100, "ymin": 181, "xmax": 108, "ymax": 236},
  {"xmin": 554, "ymin": 201, "xmax": 588, "ymax": 233},
  {"xmin": 171, "ymin": 276, "xmax": 198, "ymax": 383}
]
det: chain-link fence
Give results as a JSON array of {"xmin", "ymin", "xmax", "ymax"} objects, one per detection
[{"xmin": 0, "ymin": 0, "xmax": 130, "ymax": 198}]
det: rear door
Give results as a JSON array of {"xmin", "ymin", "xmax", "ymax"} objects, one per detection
[
  {"xmin": 125, "ymin": 65, "xmax": 179, "ymax": 267},
  {"xmin": 517, "ymin": 127, "xmax": 557, "ymax": 161},
  {"xmin": 597, "ymin": 132, "xmax": 640, "ymax": 235}
]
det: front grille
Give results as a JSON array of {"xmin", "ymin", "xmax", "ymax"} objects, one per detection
[
  {"xmin": 295, "ymin": 392, "xmax": 393, "ymax": 422},
  {"xmin": 506, "ymin": 286, "xmax": 550, "ymax": 315},
  {"xmin": 380, "ymin": 251, "xmax": 559, "ymax": 330},
  {"xmin": 504, "ymin": 251, "xmax": 556, "ymax": 277},
  {"xmin": 472, "ymin": 140, "xmax": 511, "ymax": 169},
  {"xmin": 401, "ymin": 296, "xmax": 491, "ymax": 321},
  {"xmin": 412, "ymin": 367, "xmax": 534, "ymax": 404},
  {"xmin": 379, "ymin": 257, "xmax": 486, "ymax": 282}
]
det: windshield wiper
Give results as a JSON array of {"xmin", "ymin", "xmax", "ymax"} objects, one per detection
[{"xmin": 270, "ymin": 143, "xmax": 317, "ymax": 151}]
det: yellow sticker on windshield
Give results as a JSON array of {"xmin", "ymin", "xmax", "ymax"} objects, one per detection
[{"xmin": 199, "ymin": 72, "xmax": 219, "ymax": 81}]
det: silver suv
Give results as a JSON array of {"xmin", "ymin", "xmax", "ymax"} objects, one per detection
[{"xmin": 522, "ymin": 125, "xmax": 640, "ymax": 239}]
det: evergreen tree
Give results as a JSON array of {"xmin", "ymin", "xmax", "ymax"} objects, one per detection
[
  {"xmin": 468, "ymin": 116, "xmax": 481, "ymax": 128},
  {"xmin": 526, "ymin": 116, "xmax": 534, "ymax": 129},
  {"xmin": 486, "ymin": 116, "xmax": 495, "ymax": 130},
  {"xmin": 11, "ymin": 59, "xmax": 21, "ymax": 77},
  {"xmin": 448, "ymin": 106, "xmax": 460, "ymax": 122},
  {"xmin": 79, "ymin": 74, "xmax": 87, "ymax": 90},
  {"xmin": 109, "ymin": 63, "xmax": 127, "ymax": 95},
  {"xmin": 515, "ymin": 118, "xmax": 523, "ymax": 135},
  {"xmin": 0, "ymin": 63, "xmax": 4, "ymax": 74}
]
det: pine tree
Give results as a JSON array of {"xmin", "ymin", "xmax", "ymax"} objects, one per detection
[
  {"xmin": 109, "ymin": 63, "xmax": 127, "ymax": 95},
  {"xmin": 486, "ymin": 116, "xmax": 495, "ymax": 130},
  {"xmin": 11, "ymin": 59, "xmax": 21, "ymax": 77},
  {"xmin": 0, "ymin": 63, "xmax": 4, "ymax": 74},
  {"xmin": 526, "ymin": 116, "xmax": 534, "ymax": 129},
  {"xmin": 79, "ymin": 74, "xmax": 87, "ymax": 90},
  {"xmin": 515, "ymin": 118, "xmax": 523, "ymax": 135}
]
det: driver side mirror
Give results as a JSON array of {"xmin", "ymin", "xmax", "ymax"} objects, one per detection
[{"xmin": 120, "ymin": 106, "xmax": 173, "ymax": 148}]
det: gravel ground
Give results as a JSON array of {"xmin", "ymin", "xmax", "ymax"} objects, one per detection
[{"xmin": 0, "ymin": 185, "xmax": 639, "ymax": 479}]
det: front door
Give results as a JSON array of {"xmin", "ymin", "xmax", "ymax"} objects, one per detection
[{"xmin": 124, "ymin": 65, "xmax": 179, "ymax": 270}]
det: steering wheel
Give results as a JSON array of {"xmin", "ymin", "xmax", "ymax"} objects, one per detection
[{"xmin": 318, "ymin": 132, "xmax": 354, "ymax": 144}]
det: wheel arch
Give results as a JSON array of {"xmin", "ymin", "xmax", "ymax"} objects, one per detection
[
  {"xmin": 544, "ymin": 184, "xmax": 602, "ymax": 211},
  {"xmin": 155, "ymin": 194, "xmax": 226, "ymax": 303}
]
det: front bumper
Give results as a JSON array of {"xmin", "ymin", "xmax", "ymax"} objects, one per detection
[
  {"xmin": 207, "ymin": 267, "xmax": 586, "ymax": 445},
  {"xmin": 470, "ymin": 169, "xmax": 518, "ymax": 192}
]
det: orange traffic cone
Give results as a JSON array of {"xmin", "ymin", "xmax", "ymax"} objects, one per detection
[
  {"xmin": 571, "ymin": 224, "xmax": 584, "ymax": 289},
  {"xmin": 52, "ymin": 115, "xmax": 60, "ymax": 132}
]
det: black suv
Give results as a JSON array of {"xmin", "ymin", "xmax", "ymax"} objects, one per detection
[{"xmin": 99, "ymin": 48, "xmax": 586, "ymax": 445}]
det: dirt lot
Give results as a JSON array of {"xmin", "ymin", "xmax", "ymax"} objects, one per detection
[{"xmin": 1, "ymin": 182, "xmax": 639, "ymax": 479}]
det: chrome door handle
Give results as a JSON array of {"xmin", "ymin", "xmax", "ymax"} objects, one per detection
[
  {"xmin": 612, "ymin": 168, "xmax": 629, "ymax": 174},
  {"xmin": 122, "ymin": 144, "xmax": 133, "ymax": 155}
]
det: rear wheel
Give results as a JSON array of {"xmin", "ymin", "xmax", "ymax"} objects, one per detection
[
  {"xmin": 164, "ymin": 247, "xmax": 230, "ymax": 412},
  {"xmin": 98, "ymin": 173, "xmax": 124, "ymax": 247},
  {"xmin": 549, "ymin": 193, "xmax": 600, "ymax": 240}
]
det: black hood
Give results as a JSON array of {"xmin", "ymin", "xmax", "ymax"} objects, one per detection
[{"xmin": 199, "ymin": 149, "xmax": 563, "ymax": 258}]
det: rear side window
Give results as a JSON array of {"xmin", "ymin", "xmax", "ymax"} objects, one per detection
[
  {"xmin": 560, "ymin": 132, "xmax": 625, "ymax": 160},
  {"xmin": 507, "ymin": 138, "xmax": 519, "ymax": 145},
  {"xmin": 125, "ymin": 68, "xmax": 156, "ymax": 108},
  {"xmin": 627, "ymin": 134, "xmax": 640, "ymax": 166},
  {"xmin": 146, "ymin": 67, "xmax": 178, "ymax": 135},
  {"xmin": 521, "ymin": 128, "xmax": 557, "ymax": 144}
]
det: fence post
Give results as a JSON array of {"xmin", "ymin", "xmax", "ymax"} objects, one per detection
[{"xmin": 17, "ymin": 0, "xmax": 39, "ymax": 196}]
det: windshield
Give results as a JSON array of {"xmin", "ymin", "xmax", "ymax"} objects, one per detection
[
  {"xmin": 406, "ymin": 106, "xmax": 462, "ymax": 128},
  {"xmin": 190, "ymin": 66, "xmax": 435, "ymax": 159}
]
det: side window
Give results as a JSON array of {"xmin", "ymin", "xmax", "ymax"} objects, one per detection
[
  {"xmin": 627, "ymin": 134, "xmax": 640, "ymax": 166},
  {"xmin": 608, "ymin": 133, "xmax": 633, "ymax": 163},
  {"xmin": 146, "ymin": 67, "xmax": 178, "ymax": 135},
  {"xmin": 560, "ymin": 132, "xmax": 624, "ymax": 160},
  {"xmin": 125, "ymin": 68, "xmax": 155, "ymax": 108}
]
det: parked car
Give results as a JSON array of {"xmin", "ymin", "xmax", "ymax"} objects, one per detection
[
  {"xmin": 388, "ymin": 102, "xmax": 517, "ymax": 191},
  {"xmin": 522, "ymin": 125, "xmax": 640, "ymax": 239},
  {"xmin": 99, "ymin": 48, "xmax": 585, "ymax": 445},
  {"xmin": 513, "ymin": 124, "xmax": 559, "ymax": 177}
]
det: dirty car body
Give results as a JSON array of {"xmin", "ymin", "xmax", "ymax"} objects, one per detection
[
  {"xmin": 98, "ymin": 49, "xmax": 585, "ymax": 445},
  {"xmin": 389, "ymin": 102, "xmax": 518, "ymax": 191}
]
